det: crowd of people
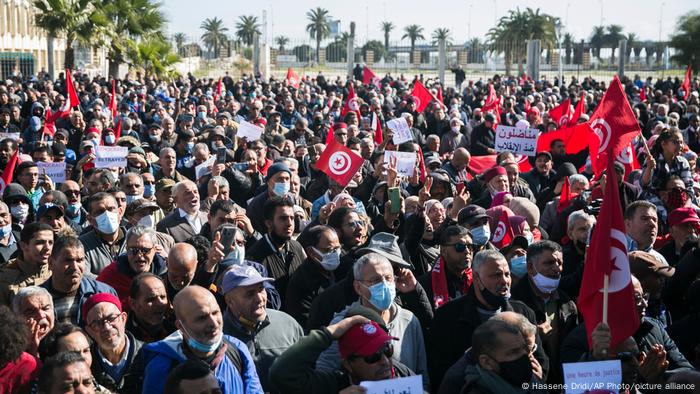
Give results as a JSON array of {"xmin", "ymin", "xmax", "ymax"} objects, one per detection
[{"xmin": 0, "ymin": 65, "xmax": 699, "ymax": 394}]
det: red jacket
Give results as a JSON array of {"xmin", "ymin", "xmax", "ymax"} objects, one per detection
[
  {"xmin": 96, "ymin": 254, "xmax": 168, "ymax": 312},
  {"xmin": 0, "ymin": 352, "xmax": 40, "ymax": 394}
]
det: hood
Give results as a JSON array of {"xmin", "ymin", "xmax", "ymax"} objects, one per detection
[{"xmin": 142, "ymin": 330, "xmax": 187, "ymax": 362}]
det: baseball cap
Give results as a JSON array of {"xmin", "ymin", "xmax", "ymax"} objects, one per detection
[
  {"xmin": 668, "ymin": 207, "xmax": 700, "ymax": 228},
  {"xmin": 221, "ymin": 265, "xmax": 274, "ymax": 294},
  {"xmin": 155, "ymin": 178, "xmax": 176, "ymax": 193},
  {"xmin": 125, "ymin": 199, "xmax": 159, "ymax": 217},
  {"xmin": 338, "ymin": 320, "xmax": 398, "ymax": 359},
  {"xmin": 535, "ymin": 151, "xmax": 552, "ymax": 161},
  {"xmin": 356, "ymin": 232, "xmax": 412, "ymax": 269},
  {"xmin": 81, "ymin": 293, "xmax": 122, "ymax": 319},
  {"xmin": 628, "ymin": 251, "xmax": 675, "ymax": 278},
  {"xmin": 458, "ymin": 205, "xmax": 489, "ymax": 226},
  {"xmin": 37, "ymin": 203, "xmax": 64, "ymax": 219},
  {"xmin": 499, "ymin": 235, "xmax": 529, "ymax": 256}
]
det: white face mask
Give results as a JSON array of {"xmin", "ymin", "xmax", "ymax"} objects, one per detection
[
  {"xmin": 10, "ymin": 203, "xmax": 29, "ymax": 222},
  {"xmin": 137, "ymin": 214, "xmax": 154, "ymax": 229},
  {"xmin": 312, "ymin": 246, "xmax": 341, "ymax": 271},
  {"xmin": 531, "ymin": 267, "xmax": 560, "ymax": 294}
]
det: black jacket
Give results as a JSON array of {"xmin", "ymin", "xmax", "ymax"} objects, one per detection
[
  {"xmin": 91, "ymin": 331, "xmax": 143, "ymax": 393},
  {"xmin": 245, "ymin": 234, "xmax": 305, "ymax": 308},
  {"xmin": 284, "ymin": 258, "xmax": 336, "ymax": 329},
  {"xmin": 667, "ymin": 313, "xmax": 700, "ymax": 368},
  {"xmin": 470, "ymin": 123, "xmax": 495, "ymax": 156}
]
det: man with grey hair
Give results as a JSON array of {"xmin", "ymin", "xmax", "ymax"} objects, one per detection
[
  {"xmin": 0, "ymin": 200, "xmax": 19, "ymax": 266},
  {"xmin": 97, "ymin": 225, "xmax": 168, "ymax": 307},
  {"xmin": 202, "ymin": 175, "xmax": 230, "ymax": 213},
  {"xmin": 402, "ymin": 112, "xmax": 427, "ymax": 147},
  {"xmin": 560, "ymin": 209, "xmax": 595, "ymax": 299},
  {"xmin": 539, "ymin": 175, "xmax": 590, "ymax": 233},
  {"xmin": 157, "ymin": 179, "xmax": 208, "ymax": 243},
  {"xmin": 119, "ymin": 172, "xmax": 145, "ymax": 206},
  {"xmin": 429, "ymin": 249, "xmax": 541, "ymax": 388},
  {"xmin": 315, "ymin": 252, "xmax": 430, "ymax": 389},
  {"xmin": 79, "ymin": 192, "xmax": 126, "ymax": 274},
  {"xmin": 13, "ymin": 285, "xmax": 54, "ymax": 355},
  {"xmin": 156, "ymin": 147, "xmax": 186, "ymax": 182}
]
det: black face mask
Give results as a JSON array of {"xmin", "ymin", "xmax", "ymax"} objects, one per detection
[
  {"xmin": 477, "ymin": 277, "xmax": 509, "ymax": 309},
  {"xmin": 269, "ymin": 229, "xmax": 291, "ymax": 246},
  {"xmin": 574, "ymin": 239, "xmax": 587, "ymax": 252},
  {"xmin": 496, "ymin": 353, "xmax": 533, "ymax": 388}
]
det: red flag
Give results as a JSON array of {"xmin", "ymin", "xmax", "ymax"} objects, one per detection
[
  {"xmin": 524, "ymin": 98, "xmax": 531, "ymax": 113},
  {"xmin": 316, "ymin": 139, "xmax": 364, "ymax": 187},
  {"xmin": 362, "ymin": 66, "xmax": 381, "ymax": 89},
  {"xmin": 588, "ymin": 76, "xmax": 642, "ymax": 176},
  {"xmin": 639, "ymin": 86, "xmax": 647, "ymax": 103},
  {"xmin": 571, "ymin": 92, "xmax": 586, "ymax": 124},
  {"xmin": 491, "ymin": 209, "xmax": 514, "ymax": 248},
  {"xmin": 0, "ymin": 150, "xmax": 19, "ymax": 195},
  {"xmin": 468, "ymin": 155, "xmax": 531, "ymax": 178},
  {"xmin": 325, "ymin": 123, "xmax": 335, "ymax": 145},
  {"xmin": 341, "ymin": 84, "xmax": 361, "ymax": 117},
  {"xmin": 549, "ymin": 99, "xmax": 572, "ymax": 128},
  {"xmin": 437, "ymin": 86, "xmax": 444, "ymax": 106},
  {"xmin": 482, "ymin": 84, "xmax": 501, "ymax": 126},
  {"xmin": 513, "ymin": 154, "xmax": 532, "ymax": 173},
  {"xmin": 108, "ymin": 80, "xmax": 117, "ymax": 119},
  {"xmin": 113, "ymin": 119, "xmax": 122, "ymax": 140},
  {"xmin": 417, "ymin": 146, "xmax": 427, "ymax": 182},
  {"xmin": 410, "ymin": 81, "xmax": 435, "ymax": 113},
  {"xmin": 682, "ymin": 65, "xmax": 692, "ymax": 100},
  {"xmin": 613, "ymin": 142, "xmax": 641, "ymax": 177},
  {"xmin": 557, "ymin": 176, "xmax": 573, "ymax": 213},
  {"xmin": 286, "ymin": 68, "xmax": 300, "ymax": 89},
  {"xmin": 578, "ymin": 158, "xmax": 640, "ymax": 350},
  {"xmin": 371, "ymin": 112, "xmax": 383, "ymax": 145},
  {"xmin": 56, "ymin": 69, "xmax": 79, "ymax": 118}
]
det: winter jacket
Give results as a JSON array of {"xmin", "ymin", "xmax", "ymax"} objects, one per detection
[
  {"xmin": 96, "ymin": 253, "xmax": 167, "ymax": 310},
  {"xmin": 41, "ymin": 275, "xmax": 117, "ymax": 325}
]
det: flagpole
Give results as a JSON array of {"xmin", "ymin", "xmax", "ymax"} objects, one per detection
[
  {"xmin": 602, "ymin": 274, "xmax": 609, "ymax": 324},
  {"xmin": 638, "ymin": 130, "xmax": 651, "ymax": 155}
]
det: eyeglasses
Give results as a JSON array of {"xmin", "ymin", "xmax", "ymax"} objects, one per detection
[
  {"xmin": 64, "ymin": 190, "xmax": 81, "ymax": 196},
  {"xmin": 127, "ymin": 246, "xmax": 154, "ymax": 256},
  {"xmin": 87, "ymin": 313, "xmax": 121, "ymax": 329},
  {"xmin": 352, "ymin": 343, "xmax": 394, "ymax": 364},
  {"xmin": 634, "ymin": 292, "xmax": 650, "ymax": 306},
  {"xmin": 347, "ymin": 220, "xmax": 365, "ymax": 229},
  {"xmin": 443, "ymin": 242, "xmax": 474, "ymax": 253}
]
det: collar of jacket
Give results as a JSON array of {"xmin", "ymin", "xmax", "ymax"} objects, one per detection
[
  {"xmin": 458, "ymin": 286, "xmax": 514, "ymax": 322},
  {"xmin": 116, "ymin": 252, "xmax": 167, "ymax": 277},
  {"xmin": 224, "ymin": 308, "xmax": 270, "ymax": 336}
]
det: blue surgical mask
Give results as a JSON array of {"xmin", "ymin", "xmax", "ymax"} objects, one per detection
[
  {"xmin": 66, "ymin": 202, "xmax": 81, "ymax": 217},
  {"xmin": 198, "ymin": 111, "xmax": 207, "ymax": 120},
  {"xmin": 95, "ymin": 210, "xmax": 119, "ymax": 234},
  {"xmin": 143, "ymin": 184, "xmax": 155, "ymax": 198},
  {"xmin": 179, "ymin": 321, "xmax": 222, "ymax": 354},
  {"xmin": 227, "ymin": 245, "xmax": 245, "ymax": 265},
  {"xmin": 152, "ymin": 114, "xmax": 161, "ymax": 123},
  {"xmin": 186, "ymin": 142, "xmax": 195, "ymax": 152},
  {"xmin": 510, "ymin": 255, "xmax": 528, "ymax": 277},
  {"xmin": 313, "ymin": 246, "xmax": 341, "ymax": 271},
  {"xmin": 0, "ymin": 223, "xmax": 12, "ymax": 238},
  {"xmin": 272, "ymin": 182, "xmax": 289, "ymax": 197},
  {"xmin": 471, "ymin": 224, "xmax": 491, "ymax": 246},
  {"xmin": 105, "ymin": 135, "xmax": 116, "ymax": 144},
  {"xmin": 363, "ymin": 280, "xmax": 396, "ymax": 311},
  {"xmin": 525, "ymin": 232, "xmax": 534, "ymax": 245},
  {"xmin": 125, "ymin": 194, "xmax": 142, "ymax": 205}
]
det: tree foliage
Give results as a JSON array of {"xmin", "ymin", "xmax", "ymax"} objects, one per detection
[
  {"xmin": 306, "ymin": 7, "xmax": 331, "ymax": 63},
  {"xmin": 235, "ymin": 15, "xmax": 261, "ymax": 47},
  {"xmin": 200, "ymin": 17, "xmax": 229, "ymax": 58},
  {"xmin": 670, "ymin": 11, "xmax": 700, "ymax": 72}
]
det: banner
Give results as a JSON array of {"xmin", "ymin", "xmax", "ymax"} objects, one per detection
[
  {"xmin": 495, "ymin": 125, "xmax": 539, "ymax": 156},
  {"xmin": 386, "ymin": 117, "xmax": 413, "ymax": 145},
  {"xmin": 0, "ymin": 132, "xmax": 20, "ymax": 141},
  {"xmin": 94, "ymin": 146, "xmax": 128, "ymax": 168},
  {"xmin": 195, "ymin": 156, "xmax": 216, "ymax": 180},
  {"xmin": 37, "ymin": 161, "xmax": 66, "ymax": 183},
  {"xmin": 563, "ymin": 360, "xmax": 622, "ymax": 393},
  {"xmin": 383, "ymin": 151, "xmax": 417, "ymax": 177},
  {"xmin": 237, "ymin": 121, "xmax": 263, "ymax": 141},
  {"xmin": 360, "ymin": 375, "xmax": 422, "ymax": 394}
]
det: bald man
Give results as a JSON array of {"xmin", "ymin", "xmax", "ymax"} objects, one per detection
[
  {"xmin": 141, "ymin": 285, "xmax": 263, "ymax": 393},
  {"xmin": 164, "ymin": 243, "xmax": 199, "ymax": 301},
  {"xmin": 443, "ymin": 147, "xmax": 471, "ymax": 184},
  {"xmin": 0, "ymin": 201, "xmax": 19, "ymax": 266}
]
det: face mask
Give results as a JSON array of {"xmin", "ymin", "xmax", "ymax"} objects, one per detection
[
  {"xmin": 496, "ymin": 353, "xmax": 533, "ymax": 388},
  {"xmin": 477, "ymin": 276, "xmax": 509, "ymax": 309},
  {"xmin": 10, "ymin": 204, "xmax": 29, "ymax": 222},
  {"xmin": 313, "ymin": 246, "xmax": 341, "ymax": 271},
  {"xmin": 451, "ymin": 126, "xmax": 460, "ymax": 132},
  {"xmin": 66, "ymin": 202, "xmax": 81, "ymax": 217},
  {"xmin": 152, "ymin": 115, "xmax": 161, "ymax": 123},
  {"xmin": 179, "ymin": 320, "xmax": 222, "ymax": 354},
  {"xmin": 227, "ymin": 245, "xmax": 245, "ymax": 265},
  {"xmin": 198, "ymin": 111, "xmax": 207, "ymax": 120},
  {"xmin": 149, "ymin": 135, "xmax": 161, "ymax": 143},
  {"xmin": 105, "ymin": 135, "xmax": 116, "ymax": 144},
  {"xmin": 95, "ymin": 210, "xmax": 119, "ymax": 234},
  {"xmin": 186, "ymin": 142, "xmax": 195, "ymax": 152},
  {"xmin": 363, "ymin": 280, "xmax": 396, "ymax": 311},
  {"xmin": 272, "ymin": 182, "xmax": 290, "ymax": 197},
  {"xmin": 143, "ymin": 184, "xmax": 155, "ymax": 198},
  {"xmin": 666, "ymin": 188, "xmax": 688, "ymax": 211},
  {"xmin": 125, "ymin": 194, "xmax": 142, "ymax": 205},
  {"xmin": 471, "ymin": 225, "xmax": 491, "ymax": 246},
  {"xmin": 0, "ymin": 223, "xmax": 12, "ymax": 238},
  {"xmin": 211, "ymin": 142, "xmax": 219, "ymax": 151},
  {"xmin": 525, "ymin": 232, "xmax": 534, "ymax": 245},
  {"xmin": 91, "ymin": 138, "xmax": 100, "ymax": 147},
  {"xmin": 510, "ymin": 255, "xmax": 528, "ymax": 277},
  {"xmin": 137, "ymin": 214, "xmax": 154, "ymax": 228},
  {"xmin": 531, "ymin": 267, "xmax": 560, "ymax": 294}
]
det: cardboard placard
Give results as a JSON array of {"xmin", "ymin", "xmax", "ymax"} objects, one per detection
[
  {"xmin": 37, "ymin": 161, "xmax": 66, "ymax": 183},
  {"xmin": 237, "ymin": 120, "xmax": 264, "ymax": 141},
  {"xmin": 495, "ymin": 125, "xmax": 539, "ymax": 156},
  {"xmin": 195, "ymin": 156, "xmax": 216, "ymax": 180},
  {"xmin": 383, "ymin": 150, "xmax": 417, "ymax": 177},
  {"xmin": 94, "ymin": 146, "xmax": 128, "ymax": 168},
  {"xmin": 360, "ymin": 375, "xmax": 422, "ymax": 394},
  {"xmin": 387, "ymin": 117, "xmax": 413, "ymax": 145},
  {"xmin": 562, "ymin": 360, "xmax": 622, "ymax": 393}
]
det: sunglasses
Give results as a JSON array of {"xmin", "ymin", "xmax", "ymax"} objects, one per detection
[
  {"xmin": 443, "ymin": 242, "xmax": 474, "ymax": 253},
  {"xmin": 127, "ymin": 246, "xmax": 154, "ymax": 256},
  {"xmin": 352, "ymin": 343, "xmax": 394, "ymax": 364}
]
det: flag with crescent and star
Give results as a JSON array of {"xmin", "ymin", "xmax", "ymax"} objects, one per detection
[{"xmin": 315, "ymin": 139, "xmax": 364, "ymax": 187}]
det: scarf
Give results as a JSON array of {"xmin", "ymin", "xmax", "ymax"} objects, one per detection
[
  {"xmin": 431, "ymin": 256, "xmax": 472, "ymax": 309},
  {"xmin": 182, "ymin": 339, "xmax": 228, "ymax": 370}
]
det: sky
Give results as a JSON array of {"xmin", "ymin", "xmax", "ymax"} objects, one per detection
[{"xmin": 162, "ymin": 0, "xmax": 699, "ymax": 45}]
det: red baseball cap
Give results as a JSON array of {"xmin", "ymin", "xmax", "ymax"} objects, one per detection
[
  {"xmin": 338, "ymin": 321, "xmax": 397, "ymax": 359},
  {"xmin": 81, "ymin": 293, "xmax": 122, "ymax": 320},
  {"xmin": 668, "ymin": 207, "xmax": 700, "ymax": 228}
]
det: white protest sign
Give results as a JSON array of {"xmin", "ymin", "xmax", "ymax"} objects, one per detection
[
  {"xmin": 563, "ymin": 360, "xmax": 622, "ymax": 394},
  {"xmin": 387, "ymin": 117, "xmax": 413, "ymax": 145},
  {"xmin": 195, "ymin": 156, "xmax": 216, "ymax": 180},
  {"xmin": 94, "ymin": 146, "xmax": 128, "ymax": 168},
  {"xmin": 361, "ymin": 375, "xmax": 422, "ymax": 394},
  {"xmin": 0, "ymin": 132, "xmax": 20, "ymax": 141},
  {"xmin": 37, "ymin": 161, "xmax": 66, "ymax": 184},
  {"xmin": 495, "ymin": 125, "xmax": 539, "ymax": 156},
  {"xmin": 384, "ymin": 150, "xmax": 417, "ymax": 177},
  {"xmin": 237, "ymin": 120, "xmax": 263, "ymax": 141}
]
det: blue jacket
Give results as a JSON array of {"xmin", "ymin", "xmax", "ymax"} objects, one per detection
[
  {"xmin": 141, "ymin": 331, "xmax": 263, "ymax": 394},
  {"xmin": 41, "ymin": 275, "xmax": 117, "ymax": 325}
]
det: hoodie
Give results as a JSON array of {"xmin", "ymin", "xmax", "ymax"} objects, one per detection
[{"xmin": 140, "ymin": 331, "xmax": 263, "ymax": 394}]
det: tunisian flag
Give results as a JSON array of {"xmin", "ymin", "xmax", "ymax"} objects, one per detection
[
  {"xmin": 588, "ymin": 76, "xmax": 642, "ymax": 176},
  {"xmin": 682, "ymin": 65, "xmax": 692, "ymax": 99},
  {"xmin": 481, "ymin": 84, "xmax": 501, "ymax": 126},
  {"xmin": 316, "ymin": 139, "xmax": 364, "ymax": 187},
  {"xmin": 410, "ymin": 81, "xmax": 434, "ymax": 113},
  {"xmin": 56, "ymin": 69, "xmax": 80, "ymax": 118},
  {"xmin": 286, "ymin": 68, "xmax": 300, "ymax": 89},
  {"xmin": 468, "ymin": 155, "xmax": 531, "ymax": 177},
  {"xmin": 490, "ymin": 209, "xmax": 514, "ymax": 248},
  {"xmin": 0, "ymin": 150, "xmax": 19, "ymax": 195},
  {"xmin": 536, "ymin": 93, "xmax": 589, "ymax": 154},
  {"xmin": 108, "ymin": 80, "xmax": 117, "ymax": 119},
  {"xmin": 362, "ymin": 66, "xmax": 381, "ymax": 89},
  {"xmin": 549, "ymin": 99, "xmax": 572, "ymax": 127},
  {"xmin": 578, "ymin": 158, "xmax": 640, "ymax": 349},
  {"xmin": 371, "ymin": 112, "xmax": 383, "ymax": 145},
  {"xmin": 341, "ymin": 84, "xmax": 361, "ymax": 117}
]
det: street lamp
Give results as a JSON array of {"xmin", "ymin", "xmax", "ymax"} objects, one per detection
[{"xmin": 556, "ymin": 22, "xmax": 563, "ymax": 87}]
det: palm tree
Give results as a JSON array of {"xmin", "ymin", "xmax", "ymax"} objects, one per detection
[
  {"xmin": 200, "ymin": 17, "xmax": 229, "ymax": 58},
  {"xmin": 128, "ymin": 35, "xmax": 179, "ymax": 79},
  {"xmin": 173, "ymin": 32, "xmax": 186, "ymax": 55},
  {"xmin": 590, "ymin": 26, "xmax": 606, "ymax": 61},
  {"xmin": 432, "ymin": 28, "xmax": 452, "ymax": 46},
  {"xmin": 99, "ymin": 0, "xmax": 167, "ymax": 78},
  {"xmin": 625, "ymin": 33, "xmax": 638, "ymax": 62},
  {"xmin": 605, "ymin": 24, "xmax": 624, "ymax": 64},
  {"xmin": 275, "ymin": 36, "xmax": 289, "ymax": 52},
  {"xmin": 33, "ymin": 0, "xmax": 105, "ymax": 73},
  {"xmin": 467, "ymin": 37, "xmax": 483, "ymax": 63},
  {"xmin": 402, "ymin": 24, "xmax": 425, "ymax": 61},
  {"xmin": 381, "ymin": 21, "xmax": 394, "ymax": 58},
  {"xmin": 563, "ymin": 33, "xmax": 574, "ymax": 64},
  {"xmin": 235, "ymin": 15, "xmax": 261, "ymax": 46},
  {"xmin": 306, "ymin": 7, "xmax": 331, "ymax": 63}
]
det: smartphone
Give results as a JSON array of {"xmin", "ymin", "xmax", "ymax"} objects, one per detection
[
  {"xmin": 388, "ymin": 187, "xmax": 401, "ymax": 214},
  {"xmin": 219, "ymin": 225, "xmax": 237, "ymax": 256},
  {"xmin": 216, "ymin": 147, "xmax": 227, "ymax": 164},
  {"xmin": 456, "ymin": 182, "xmax": 466, "ymax": 194},
  {"xmin": 233, "ymin": 162, "xmax": 249, "ymax": 171}
]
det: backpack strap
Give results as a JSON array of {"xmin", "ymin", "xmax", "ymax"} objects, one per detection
[{"xmin": 222, "ymin": 337, "xmax": 245, "ymax": 381}]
